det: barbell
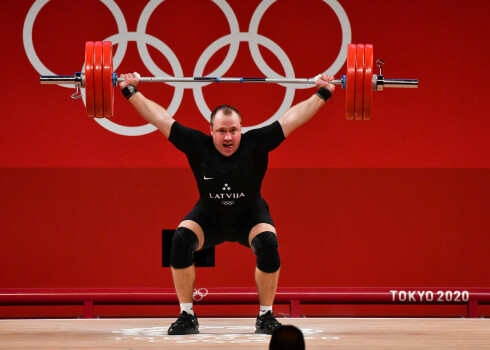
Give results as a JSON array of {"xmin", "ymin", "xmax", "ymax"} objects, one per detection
[{"xmin": 40, "ymin": 41, "xmax": 418, "ymax": 120}]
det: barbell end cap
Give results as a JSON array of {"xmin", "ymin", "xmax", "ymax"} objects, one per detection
[
  {"xmin": 112, "ymin": 73, "xmax": 118, "ymax": 87},
  {"xmin": 40, "ymin": 75, "xmax": 77, "ymax": 85}
]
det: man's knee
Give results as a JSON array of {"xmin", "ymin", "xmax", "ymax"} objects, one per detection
[
  {"xmin": 170, "ymin": 227, "xmax": 199, "ymax": 269},
  {"xmin": 251, "ymin": 231, "xmax": 280, "ymax": 273}
]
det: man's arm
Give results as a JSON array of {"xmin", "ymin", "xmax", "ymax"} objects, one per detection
[
  {"xmin": 119, "ymin": 73, "xmax": 175, "ymax": 138},
  {"xmin": 278, "ymin": 74, "xmax": 336, "ymax": 138}
]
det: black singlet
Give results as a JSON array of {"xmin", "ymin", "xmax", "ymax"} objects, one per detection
[{"xmin": 168, "ymin": 120, "xmax": 285, "ymax": 246}]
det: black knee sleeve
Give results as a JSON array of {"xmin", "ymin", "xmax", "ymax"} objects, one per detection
[
  {"xmin": 251, "ymin": 231, "xmax": 280, "ymax": 273},
  {"xmin": 170, "ymin": 227, "xmax": 199, "ymax": 269}
]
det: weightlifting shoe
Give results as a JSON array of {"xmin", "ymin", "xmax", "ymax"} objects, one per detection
[
  {"xmin": 168, "ymin": 311, "xmax": 199, "ymax": 335},
  {"xmin": 255, "ymin": 311, "xmax": 282, "ymax": 334}
]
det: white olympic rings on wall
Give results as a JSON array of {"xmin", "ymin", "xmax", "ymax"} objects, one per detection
[
  {"xmin": 24, "ymin": 0, "xmax": 351, "ymax": 136},
  {"xmin": 193, "ymin": 288, "xmax": 209, "ymax": 301}
]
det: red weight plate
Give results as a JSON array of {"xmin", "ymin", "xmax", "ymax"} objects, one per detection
[
  {"xmin": 102, "ymin": 41, "xmax": 113, "ymax": 118},
  {"xmin": 355, "ymin": 44, "xmax": 365, "ymax": 121},
  {"xmin": 363, "ymin": 44, "xmax": 374, "ymax": 120},
  {"xmin": 93, "ymin": 41, "xmax": 104, "ymax": 118},
  {"xmin": 85, "ymin": 42, "xmax": 95, "ymax": 118},
  {"xmin": 345, "ymin": 44, "xmax": 356, "ymax": 120}
]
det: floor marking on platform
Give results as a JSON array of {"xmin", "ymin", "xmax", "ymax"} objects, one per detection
[{"xmin": 113, "ymin": 324, "xmax": 339, "ymax": 344}]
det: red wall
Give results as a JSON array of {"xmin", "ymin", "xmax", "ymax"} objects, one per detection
[{"xmin": 1, "ymin": 0, "xmax": 490, "ymax": 316}]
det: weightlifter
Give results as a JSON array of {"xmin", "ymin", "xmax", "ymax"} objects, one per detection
[{"xmin": 118, "ymin": 72, "xmax": 336, "ymax": 335}]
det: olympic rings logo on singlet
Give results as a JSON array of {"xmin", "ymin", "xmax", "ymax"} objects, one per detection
[{"xmin": 24, "ymin": 0, "xmax": 351, "ymax": 136}]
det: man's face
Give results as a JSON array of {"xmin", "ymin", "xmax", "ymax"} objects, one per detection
[{"xmin": 210, "ymin": 111, "xmax": 242, "ymax": 157}]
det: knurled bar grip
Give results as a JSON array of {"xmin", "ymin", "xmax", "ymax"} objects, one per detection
[{"xmin": 128, "ymin": 77, "xmax": 342, "ymax": 84}]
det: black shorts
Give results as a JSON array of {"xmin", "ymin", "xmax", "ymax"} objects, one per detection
[{"xmin": 182, "ymin": 198, "xmax": 274, "ymax": 249}]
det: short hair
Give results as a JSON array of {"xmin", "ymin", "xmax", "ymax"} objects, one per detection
[
  {"xmin": 269, "ymin": 325, "xmax": 305, "ymax": 350},
  {"xmin": 210, "ymin": 104, "xmax": 241, "ymax": 127}
]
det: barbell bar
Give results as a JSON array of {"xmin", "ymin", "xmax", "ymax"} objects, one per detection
[{"xmin": 40, "ymin": 41, "xmax": 418, "ymax": 120}]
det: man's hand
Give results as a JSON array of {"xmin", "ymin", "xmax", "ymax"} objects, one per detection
[
  {"xmin": 118, "ymin": 72, "xmax": 140, "ymax": 89},
  {"xmin": 314, "ymin": 74, "xmax": 336, "ymax": 93}
]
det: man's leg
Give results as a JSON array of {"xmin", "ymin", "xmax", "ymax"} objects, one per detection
[
  {"xmin": 171, "ymin": 265, "xmax": 196, "ymax": 303},
  {"xmin": 171, "ymin": 220, "xmax": 204, "ymax": 303},
  {"xmin": 249, "ymin": 223, "xmax": 280, "ymax": 304},
  {"xmin": 168, "ymin": 220, "xmax": 204, "ymax": 335},
  {"xmin": 249, "ymin": 223, "xmax": 283, "ymax": 334},
  {"xmin": 255, "ymin": 266, "xmax": 280, "ymax": 306}
]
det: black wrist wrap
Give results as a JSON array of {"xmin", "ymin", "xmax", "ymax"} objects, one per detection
[
  {"xmin": 315, "ymin": 87, "xmax": 332, "ymax": 102},
  {"xmin": 122, "ymin": 85, "xmax": 138, "ymax": 100}
]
